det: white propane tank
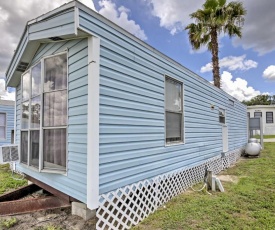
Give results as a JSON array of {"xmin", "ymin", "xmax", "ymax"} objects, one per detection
[{"xmin": 245, "ymin": 142, "xmax": 261, "ymax": 156}]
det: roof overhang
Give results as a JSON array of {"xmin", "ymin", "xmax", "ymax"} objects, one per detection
[{"xmin": 5, "ymin": 1, "xmax": 93, "ymax": 87}]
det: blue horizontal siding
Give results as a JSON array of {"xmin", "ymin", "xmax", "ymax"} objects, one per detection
[
  {"xmin": 79, "ymin": 9, "xmax": 247, "ymax": 195},
  {"xmin": 28, "ymin": 9, "xmax": 75, "ymax": 41}
]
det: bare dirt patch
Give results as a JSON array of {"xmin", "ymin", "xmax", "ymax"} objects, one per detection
[{"xmin": 0, "ymin": 207, "xmax": 97, "ymax": 230}]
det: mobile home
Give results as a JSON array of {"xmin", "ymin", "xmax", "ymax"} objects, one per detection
[{"xmin": 6, "ymin": 1, "xmax": 247, "ymax": 229}]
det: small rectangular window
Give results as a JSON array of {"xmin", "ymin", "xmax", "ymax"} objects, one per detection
[
  {"xmin": 266, "ymin": 112, "xmax": 273, "ymax": 123},
  {"xmin": 219, "ymin": 108, "xmax": 225, "ymax": 124},
  {"xmin": 0, "ymin": 113, "xmax": 6, "ymax": 139},
  {"xmin": 165, "ymin": 76, "xmax": 183, "ymax": 144},
  {"xmin": 229, "ymin": 99, "xmax": 234, "ymax": 106},
  {"xmin": 247, "ymin": 112, "xmax": 250, "ymax": 118},
  {"xmin": 254, "ymin": 112, "xmax": 262, "ymax": 118}
]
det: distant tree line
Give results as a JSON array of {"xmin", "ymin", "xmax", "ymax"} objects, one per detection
[{"xmin": 242, "ymin": 95, "xmax": 275, "ymax": 106}]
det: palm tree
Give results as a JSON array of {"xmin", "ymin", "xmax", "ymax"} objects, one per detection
[{"xmin": 185, "ymin": 0, "xmax": 246, "ymax": 88}]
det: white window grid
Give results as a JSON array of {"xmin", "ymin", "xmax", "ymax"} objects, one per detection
[{"xmin": 19, "ymin": 52, "xmax": 68, "ymax": 173}]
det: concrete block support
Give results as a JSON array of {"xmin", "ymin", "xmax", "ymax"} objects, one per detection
[{"xmin": 71, "ymin": 202, "xmax": 96, "ymax": 220}]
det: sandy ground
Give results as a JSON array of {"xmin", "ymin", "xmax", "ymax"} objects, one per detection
[{"xmin": 0, "ymin": 207, "xmax": 97, "ymax": 230}]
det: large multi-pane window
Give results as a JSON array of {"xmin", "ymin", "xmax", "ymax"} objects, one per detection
[
  {"xmin": 266, "ymin": 112, "xmax": 273, "ymax": 123},
  {"xmin": 20, "ymin": 53, "xmax": 67, "ymax": 172},
  {"xmin": 0, "ymin": 113, "xmax": 6, "ymax": 139},
  {"xmin": 165, "ymin": 76, "xmax": 183, "ymax": 144}
]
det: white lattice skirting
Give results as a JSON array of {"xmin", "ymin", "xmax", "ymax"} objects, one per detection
[{"xmin": 96, "ymin": 147, "xmax": 244, "ymax": 230}]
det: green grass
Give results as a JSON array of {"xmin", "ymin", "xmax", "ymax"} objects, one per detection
[
  {"xmin": 252, "ymin": 135, "xmax": 275, "ymax": 139},
  {"xmin": 0, "ymin": 164, "xmax": 27, "ymax": 195},
  {"xmin": 134, "ymin": 143, "xmax": 275, "ymax": 230},
  {"xmin": 0, "ymin": 217, "xmax": 18, "ymax": 229}
]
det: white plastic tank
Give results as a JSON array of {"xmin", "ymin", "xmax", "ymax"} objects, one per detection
[{"xmin": 245, "ymin": 138, "xmax": 262, "ymax": 156}]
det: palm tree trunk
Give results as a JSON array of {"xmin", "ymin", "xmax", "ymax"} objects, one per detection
[{"xmin": 210, "ymin": 28, "xmax": 220, "ymax": 88}]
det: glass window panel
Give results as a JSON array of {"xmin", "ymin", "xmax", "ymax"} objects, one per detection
[
  {"xmin": 44, "ymin": 54, "xmax": 67, "ymax": 92},
  {"xmin": 166, "ymin": 112, "xmax": 182, "ymax": 141},
  {"xmin": 22, "ymin": 71, "xmax": 30, "ymax": 101},
  {"xmin": 0, "ymin": 113, "xmax": 6, "ymax": 126},
  {"xmin": 31, "ymin": 63, "xmax": 41, "ymax": 97},
  {"xmin": 43, "ymin": 90, "xmax": 67, "ymax": 127},
  {"xmin": 21, "ymin": 101, "xmax": 29, "ymax": 129},
  {"xmin": 165, "ymin": 78, "xmax": 182, "ymax": 112},
  {"xmin": 21, "ymin": 131, "xmax": 28, "ymax": 164},
  {"xmin": 266, "ymin": 112, "xmax": 273, "ymax": 123},
  {"xmin": 30, "ymin": 131, "xmax": 39, "ymax": 168},
  {"xmin": 254, "ymin": 112, "xmax": 262, "ymax": 118},
  {"xmin": 43, "ymin": 129, "xmax": 66, "ymax": 170},
  {"xmin": 30, "ymin": 96, "xmax": 41, "ymax": 128},
  {"xmin": 0, "ymin": 127, "xmax": 5, "ymax": 139}
]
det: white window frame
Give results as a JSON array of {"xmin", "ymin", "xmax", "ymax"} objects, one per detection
[
  {"xmin": 0, "ymin": 112, "xmax": 7, "ymax": 140},
  {"xmin": 219, "ymin": 108, "xmax": 225, "ymax": 124},
  {"xmin": 164, "ymin": 75, "xmax": 184, "ymax": 146},
  {"xmin": 19, "ymin": 51, "xmax": 68, "ymax": 174}
]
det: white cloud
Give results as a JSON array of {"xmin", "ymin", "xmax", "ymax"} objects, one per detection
[
  {"xmin": 0, "ymin": 0, "xmax": 95, "ymax": 80},
  {"xmin": 221, "ymin": 71, "xmax": 260, "ymax": 101},
  {"xmin": 98, "ymin": 0, "xmax": 147, "ymax": 40},
  {"xmin": 263, "ymin": 65, "xmax": 275, "ymax": 81},
  {"xmin": 234, "ymin": 0, "xmax": 275, "ymax": 55},
  {"xmin": 201, "ymin": 55, "xmax": 258, "ymax": 73},
  {"xmin": 147, "ymin": 0, "xmax": 204, "ymax": 35},
  {"xmin": 0, "ymin": 79, "xmax": 15, "ymax": 101}
]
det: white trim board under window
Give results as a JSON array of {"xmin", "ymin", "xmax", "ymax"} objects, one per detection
[
  {"xmin": 20, "ymin": 52, "xmax": 68, "ymax": 173},
  {"xmin": 165, "ymin": 76, "xmax": 184, "ymax": 145},
  {"xmin": 0, "ymin": 113, "xmax": 6, "ymax": 139}
]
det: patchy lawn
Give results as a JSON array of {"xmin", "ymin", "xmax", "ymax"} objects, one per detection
[
  {"xmin": 134, "ymin": 143, "xmax": 275, "ymax": 230},
  {"xmin": 253, "ymin": 134, "xmax": 275, "ymax": 139},
  {"xmin": 0, "ymin": 164, "xmax": 27, "ymax": 195}
]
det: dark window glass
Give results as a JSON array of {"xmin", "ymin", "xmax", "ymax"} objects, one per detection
[
  {"xmin": 30, "ymin": 131, "xmax": 39, "ymax": 168},
  {"xmin": 43, "ymin": 129, "xmax": 66, "ymax": 170},
  {"xmin": 266, "ymin": 112, "xmax": 273, "ymax": 123},
  {"xmin": 21, "ymin": 131, "xmax": 28, "ymax": 164},
  {"xmin": 165, "ymin": 77, "xmax": 183, "ymax": 144},
  {"xmin": 254, "ymin": 112, "xmax": 262, "ymax": 118}
]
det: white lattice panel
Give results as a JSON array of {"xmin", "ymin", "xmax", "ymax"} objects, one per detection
[{"xmin": 96, "ymin": 148, "xmax": 244, "ymax": 230}]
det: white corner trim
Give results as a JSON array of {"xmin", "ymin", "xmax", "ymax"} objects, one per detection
[
  {"xmin": 74, "ymin": 7, "xmax": 79, "ymax": 36},
  {"xmin": 87, "ymin": 36, "xmax": 100, "ymax": 210}
]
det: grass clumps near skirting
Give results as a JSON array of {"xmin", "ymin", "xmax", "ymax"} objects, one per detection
[
  {"xmin": 0, "ymin": 217, "xmax": 18, "ymax": 229},
  {"xmin": 0, "ymin": 164, "xmax": 27, "ymax": 195},
  {"xmin": 134, "ymin": 143, "xmax": 275, "ymax": 230}
]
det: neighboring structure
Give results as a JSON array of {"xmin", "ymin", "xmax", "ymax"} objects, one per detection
[
  {"xmin": 247, "ymin": 105, "xmax": 275, "ymax": 135},
  {"xmin": 5, "ymin": 1, "xmax": 247, "ymax": 229},
  {"xmin": 0, "ymin": 100, "xmax": 14, "ymax": 145}
]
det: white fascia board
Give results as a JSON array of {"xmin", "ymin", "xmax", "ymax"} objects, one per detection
[
  {"xmin": 87, "ymin": 36, "xmax": 100, "ymax": 210},
  {"xmin": 27, "ymin": 1, "xmax": 76, "ymax": 25}
]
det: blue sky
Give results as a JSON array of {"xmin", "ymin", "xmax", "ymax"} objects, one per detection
[{"xmin": 0, "ymin": 0, "xmax": 274, "ymax": 101}]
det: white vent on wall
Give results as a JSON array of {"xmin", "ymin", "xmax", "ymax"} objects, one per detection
[{"xmin": 0, "ymin": 145, "xmax": 19, "ymax": 164}]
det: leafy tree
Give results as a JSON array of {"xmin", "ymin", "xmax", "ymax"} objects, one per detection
[
  {"xmin": 185, "ymin": 0, "xmax": 246, "ymax": 88},
  {"xmin": 242, "ymin": 95, "xmax": 275, "ymax": 106}
]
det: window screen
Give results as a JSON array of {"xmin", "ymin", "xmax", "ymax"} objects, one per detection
[
  {"xmin": 165, "ymin": 77, "xmax": 183, "ymax": 144},
  {"xmin": 0, "ymin": 113, "xmax": 6, "ymax": 139},
  {"xmin": 266, "ymin": 112, "xmax": 273, "ymax": 123}
]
